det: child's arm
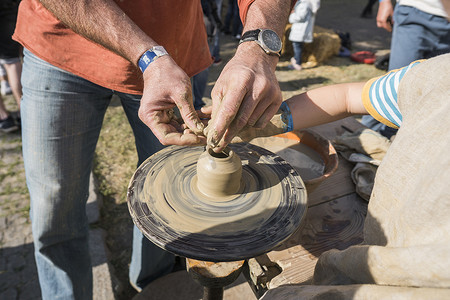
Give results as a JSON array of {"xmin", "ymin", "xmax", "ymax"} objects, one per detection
[
  {"xmin": 286, "ymin": 82, "xmax": 368, "ymax": 130},
  {"xmin": 226, "ymin": 82, "xmax": 368, "ymax": 142}
]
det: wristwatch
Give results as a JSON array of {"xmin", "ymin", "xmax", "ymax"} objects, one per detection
[
  {"xmin": 239, "ymin": 29, "xmax": 282, "ymax": 56},
  {"xmin": 138, "ymin": 46, "xmax": 169, "ymax": 73}
]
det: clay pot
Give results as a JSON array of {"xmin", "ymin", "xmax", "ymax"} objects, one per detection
[{"xmin": 196, "ymin": 147, "xmax": 242, "ymax": 197}]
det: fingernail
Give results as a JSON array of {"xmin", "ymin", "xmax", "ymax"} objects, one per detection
[
  {"xmin": 197, "ymin": 122, "xmax": 204, "ymax": 132},
  {"xmin": 207, "ymin": 134, "xmax": 218, "ymax": 149}
]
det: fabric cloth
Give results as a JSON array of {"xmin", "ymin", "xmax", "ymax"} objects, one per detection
[
  {"xmin": 0, "ymin": 1, "xmax": 21, "ymax": 59},
  {"xmin": 398, "ymin": 0, "xmax": 448, "ymax": 17},
  {"xmin": 211, "ymin": 0, "xmax": 223, "ymax": 60},
  {"xmin": 13, "ymin": 0, "xmax": 213, "ymax": 95},
  {"xmin": 261, "ymin": 53, "xmax": 450, "ymax": 300},
  {"xmin": 238, "ymin": 0, "xmax": 256, "ymax": 24},
  {"xmin": 314, "ymin": 52, "xmax": 450, "ymax": 289},
  {"xmin": 288, "ymin": 0, "xmax": 320, "ymax": 43},
  {"xmin": 362, "ymin": 1, "xmax": 450, "ymax": 136},
  {"xmin": 292, "ymin": 41, "xmax": 303, "ymax": 65},
  {"xmin": 350, "ymin": 162, "xmax": 378, "ymax": 201},
  {"xmin": 362, "ymin": 60, "xmax": 422, "ymax": 129},
  {"xmin": 271, "ymin": 53, "xmax": 450, "ymax": 299},
  {"xmin": 389, "ymin": 5, "xmax": 450, "ymax": 70},
  {"xmin": 21, "ymin": 48, "xmax": 176, "ymax": 299},
  {"xmin": 333, "ymin": 128, "xmax": 391, "ymax": 162},
  {"xmin": 333, "ymin": 128, "xmax": 390, "ymax": 201}
]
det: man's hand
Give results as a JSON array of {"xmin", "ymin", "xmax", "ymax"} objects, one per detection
[
  {"xmin": 206, "ymin": 42, "xmax": 282, "ymax": 152},
  {"xmin": 138, "ymin": 56, "xmax": 206, "ymax": 146},
  {"xmin": 376, "ymin": 0, "xmax": 394, "ymax": 32}
]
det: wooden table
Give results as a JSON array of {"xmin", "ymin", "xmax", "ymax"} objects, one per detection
[{"xmin": 245, "ymin": 117, "xmax": 369, "ymax": 298}]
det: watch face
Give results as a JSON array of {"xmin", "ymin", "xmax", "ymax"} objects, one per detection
[{"xmin": 260, "ymin": 30, "xmax": 282, "ymax": 53}]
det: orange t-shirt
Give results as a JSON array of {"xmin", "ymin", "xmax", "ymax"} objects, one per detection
[
  {"xmin": 13, "ymin": 0, "xmax": 214, "ymax": 95},
  {"xmin": 238, "ymin": 0, "xmax": 255, "ymax": 24}
]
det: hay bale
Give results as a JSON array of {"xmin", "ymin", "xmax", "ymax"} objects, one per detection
[{"xmin": 282, "ymin": 25, "xmax": 341, "ymax": 68}]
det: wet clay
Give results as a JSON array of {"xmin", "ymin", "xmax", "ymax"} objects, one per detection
[
  {"xmin": 127, "ymin": 143, "xmax": 307, "ymax": 262},
  {"xmin": 250, "ymin": 136, "xmax": 325, "ymax": 181},
  {"xmin": 196, "ymin": 147, "xmax": 242, "ymax": 197}
]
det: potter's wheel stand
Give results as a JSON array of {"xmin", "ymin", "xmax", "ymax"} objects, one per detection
[{"xmin": 127, "ymin": 143, "xmax": 308, "ymax": 299}]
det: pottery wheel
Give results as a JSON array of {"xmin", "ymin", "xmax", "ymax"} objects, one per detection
[{"xmin": 127, "ymin": 143, "xmax": 307, "ymax": 262}]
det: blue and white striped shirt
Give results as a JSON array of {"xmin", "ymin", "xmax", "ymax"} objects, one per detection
[{"xmin": 362, "ymin": 60, "xmax": 422, "ymax": 128}]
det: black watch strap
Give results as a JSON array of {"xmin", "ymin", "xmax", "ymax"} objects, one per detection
[{"xmin": 239, "ymin": 29, "xmax": 261, "ymax": 44}]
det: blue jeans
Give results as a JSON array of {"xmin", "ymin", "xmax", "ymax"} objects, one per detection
[
  {"xmin": 364, "ymin": 5, "xmax": 450, "ymax": 136},
  {"xmin": 224, "ymin": 0, "xmax": 242, "ymax": 36},
  {"xmin": 389, "ymin": 5, "xmax": 450, "ymax": 70},
  {"xmin": 292, "ymin": 41, "xmax": 303, "ymax": 65},
  {"xmin": 21, "ymin": 48, "xmax": 175, "ymax": 299},
  {"xmin": 192, "ymin": 68, "xmax": 209, "ymax": 110},
  {"xmin": 211, "ymin": 0, "xmax": 223, "ymax": 60}
]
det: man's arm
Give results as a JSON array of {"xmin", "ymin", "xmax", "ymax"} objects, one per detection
[
  {"xmin": 206, "ymin": 0, "xmax": 292, "ymax": 151},
  {"xmin": 39, "ymin": 0, "xmax": 153, "ymax": 71},
  {"xmin": 39, "ymin": 0, "xmax": 206, "ymax": 145},
  {"xmin": 376, "ymin": 0, "xmax": 394, "ymax": 32}
]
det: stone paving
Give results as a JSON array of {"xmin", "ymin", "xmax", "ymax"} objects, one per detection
[{"xmin": 0, "ymin": 127, "xmax": 114, "ymax": 299}]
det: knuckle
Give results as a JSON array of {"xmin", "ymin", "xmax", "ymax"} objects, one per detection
[{"xmin": 234, "ymin": 115, "xmax": 249, "ymax": 129}]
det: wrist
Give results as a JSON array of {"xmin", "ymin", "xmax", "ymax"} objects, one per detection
[
  {"xmin": 236, "ymin": 41, "xmax": 279, "ymax": 69},
  {"xmin": 138, "ymin": 46, "xmax": 169, "ymax": 73},
  {"xmin": 279, "ymin": 101, "xmax": 293, "ymax": 133},
  {"xmin": 238, "ymin": 28, "xmax": 283, "ymax": 57}
]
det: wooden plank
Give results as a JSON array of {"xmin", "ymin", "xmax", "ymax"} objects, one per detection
[
  {"xmin": 247, "ymin": 193, "xmax": 367, "ymax": 295},
  {"xmin": 134, "ymin": 271, "xmax": 257, "ymax": 300},
  {"xmin": 307, "ymin": 155, "xmax": 355, "ymax": 207},
  {"xmin": 305, "ymin": 117, "xmax": 367, "ymax": 206}
]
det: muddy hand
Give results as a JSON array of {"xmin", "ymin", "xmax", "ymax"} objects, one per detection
[
  {"xmin": 138, "ymin": 55, "xmax": 206, "ymax": 146},
  {"xmin": 207, "ymin": 43, "xmax": 282, "ymax": 152}
]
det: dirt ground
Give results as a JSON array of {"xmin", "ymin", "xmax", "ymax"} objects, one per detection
[{"xmin": 95, "ymin": 1, "xmax": 393, "ymax": 299}]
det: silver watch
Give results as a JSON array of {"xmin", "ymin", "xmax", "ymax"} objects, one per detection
[{"xmin": 239, "ymin": 29, "xmax": 282, "ymax": 56}]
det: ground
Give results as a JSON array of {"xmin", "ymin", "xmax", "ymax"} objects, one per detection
[{"xmin": 0, "ymin": 0, "xmax": 391, "ymax": 299}]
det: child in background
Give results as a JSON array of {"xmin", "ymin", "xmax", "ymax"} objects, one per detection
[
  {"xmin": 0, "ymin": 65, "xmax": 12, "ymax": 96},
  {"xmin": 288, "ymin": 0, "xmax": 321, "ymax": 71}
]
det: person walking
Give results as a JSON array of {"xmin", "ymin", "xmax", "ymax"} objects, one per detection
[{"xmin": 288, "ymin": 0, "xmax": 321, "ymax": 71}]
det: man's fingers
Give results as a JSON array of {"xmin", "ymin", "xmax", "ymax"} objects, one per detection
[
  {"xmin": 197, "ymin": 105, "xmax": 212, "ymax": 120},
  {"xmin": 199, "ymin": 105, "xmax": 212, "ymax": 116},
  {"xmin": 141, "ymin": 109, "xmax": 205, "ymax": 146},
  {"xmin": 177, "ymin": 100, "xmax": 205, "ymax": 135},
  {"xmin": 153, "ymin": 122, "xmax": 206, "ymax": 146},
  {"xmin": 253, "ymin": 100, "xmax": 282, "ymax": 129},
  {"xmin": 208, "ymin": 81, "xmax": 249, "ymax": 148}
]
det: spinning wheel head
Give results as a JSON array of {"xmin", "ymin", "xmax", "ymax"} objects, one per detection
[{"xmin": 127, "ymin": 143, "xmax": 307, "ymax": 262}]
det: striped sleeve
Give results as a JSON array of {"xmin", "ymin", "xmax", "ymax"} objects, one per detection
[{"xmin": 362, "ymin": 60, "xmax": 423, "ymax": 128}]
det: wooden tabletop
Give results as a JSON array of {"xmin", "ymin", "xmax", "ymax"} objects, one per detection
[{"xmin": 245, "ymin": 117, "xmax": 368, "ymax": 298}]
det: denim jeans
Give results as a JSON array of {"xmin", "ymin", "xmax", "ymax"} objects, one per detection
[
  {"xmin": 21, "ymin": 48, "xmax": 175, "ymax": 299},
  {"xmin": 211, "ymin": 0, "xmax": 223, "ymax": 60},
  {"xmin": 224, "ymin": 0, "xmax": 243, "ymax": 36},
  {"xmin": 363, "ymin": 5, "xmax": 450, "ymax": 136},
  {"xmin": 292, "ymin": 41, "xmax": 303, "ymax": 65},
  {"xmin": 192, "ymin": 68, "xmax": 209, "ymax": 110},
  {"xmin": 389, "ymin": 5, "xmax": 450, "ymax": 70}
]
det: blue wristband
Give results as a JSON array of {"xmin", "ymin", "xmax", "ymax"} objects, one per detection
[
  {"xmin": 279, "ymin": 101, "xmax": 294, "ymax": 132},
  {"xmin": 138, "ymin": 46, "xmax": 168, "ymax": 73}
]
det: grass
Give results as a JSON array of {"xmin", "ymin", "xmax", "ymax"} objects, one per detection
[{"xmin": 0, "ymin": 95, "xmax": 28, "ymax": 219}]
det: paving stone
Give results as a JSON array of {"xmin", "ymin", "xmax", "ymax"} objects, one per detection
[
  {"xmin": 90, "ymin": 228, "xmax": 115, "ymax": 300},
  {"xmin": 1, "ymin": 287, "xmax": 18, "ymax": 299}
]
